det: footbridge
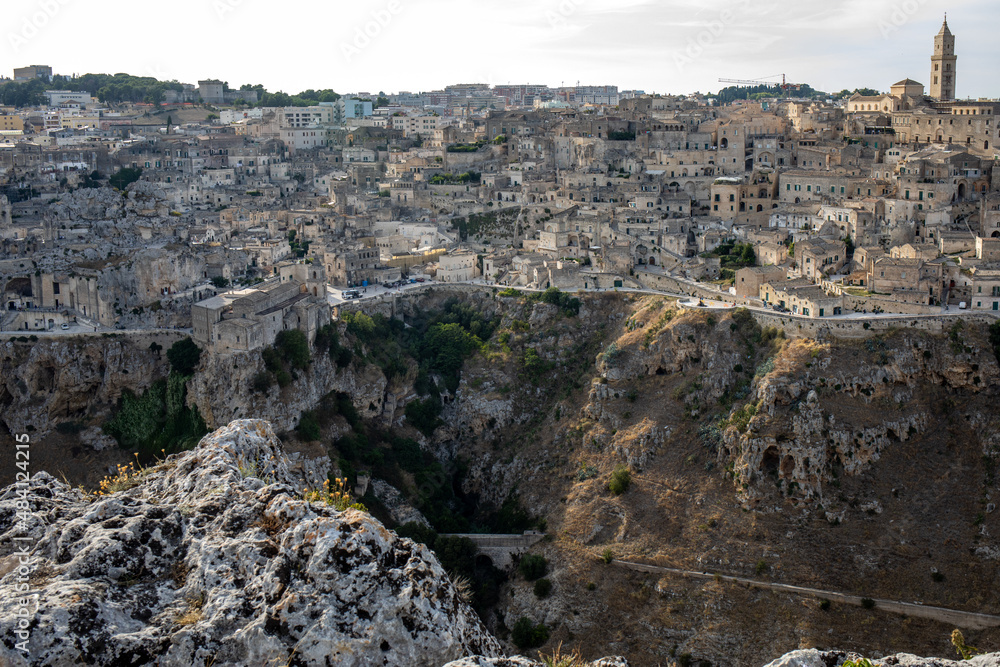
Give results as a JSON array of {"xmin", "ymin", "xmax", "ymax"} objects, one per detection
[{"xmin": 439, "ymin": 531, "xmax": 545, "ymax": 569}]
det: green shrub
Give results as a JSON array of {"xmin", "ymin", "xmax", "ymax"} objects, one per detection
[
  {"xmin": 533, "ymin": 578, "xmax": 552, "ymax": 598},
  {"xmin": 600, "ymin": 548, "xmax": 614, "ymax": 564},
  {"xmin": 819, "ymin": 599, "xmax": 831, "ymax": 611},
  {"xmin": 334, "ymin": 346, "xmax": 353, "ymax": 368},
  {"xmin": 608, "ymin": 464, "xmax": 631, "ymax": 495},
  {"xmin": 405, "ymin": 397, "xmax": 442, "ymax": 436},
  {"xmin": 166, "ymin": 338, "xmax": 202, "ymax": 375},
  {"xmin": 262, "ymin": 346, "xmax": 283, "ymax": 373},
  {"xmin": 297, "ymin": 411, "xmax": 321, "ymax": 441},
  {"xmin": 251, "ymin": 371, "xmax": 272, "ymax": 393},
  {"xmin": 519, "ymin": 554, "xmax": 548, "ymax": 581},
  {"xmin": 108, "ymin": 166, "xmax": 142, "ymax": 190},
  {"xmin": 511, "ymin": 617, "xmax": 549, "ymax": 650},
  {"xmin": 103, "ymin": 372, "xmax": 206, "ymax": 457},
  {"xmin": 755, "ymin": 559, "xmax": 768, "ymax": 575},
  {"xmin": 275, "ymin": 329, "xmax": 311, "ymax": 370},
  {"xmin": 861, "ymin": 597, "xmax": 876, "ymax": 610},
  {"xmin": 990, "ymin": 320, "xmax": 1000, "ymax": 364},
  {"xmin": 275, "ymin": 369, "xmax": 293, "ymax": 388}
]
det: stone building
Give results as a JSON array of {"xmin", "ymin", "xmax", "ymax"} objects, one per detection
[
  {"xmin": 930, "ymin": 16, "xmax": 957, "ymax": 101},
  {"xmin": 869, "ymin": 257, "xmax": 944, "ymax": 305},
  {"xmin": 760, "ymin": 279, "xmax": 843, "ymax": 317},
  {"xmin": 735, "ymin": 266, "xmax": 785, "ymax": 299},
  {"xmin": 191, "ymin": 262, "xmax": 329, "ymax": 354},
  {"xmin": 437, "ymin": 250, "xmax": 478, "ymax": 283}
]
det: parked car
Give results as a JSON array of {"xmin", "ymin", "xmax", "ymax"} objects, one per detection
[{"xmin": 60, "ymin": 323, "xmax": 69, "ymax": 330}]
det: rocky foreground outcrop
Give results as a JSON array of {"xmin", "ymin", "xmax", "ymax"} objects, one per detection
[
  {"xmin": 763, "ymin": 649, "xmax": 1000, "ymax": 667},
  {"xmin": 444, "ymin": 658, "xmax": 628, "ymax": 666},
  {"xmin": 0, "ymin": 420, "xmax": 501, "ymax": 666}
]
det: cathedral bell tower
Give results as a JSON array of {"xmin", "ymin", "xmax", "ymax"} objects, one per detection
[{"xmin": 930, "ymin": 14, "xmax": 957, "ymax": 101}]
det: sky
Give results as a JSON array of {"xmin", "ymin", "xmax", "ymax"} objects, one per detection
[{"xmin": 3, "ymin": 0, "xmax": 998, "ymax": 99}]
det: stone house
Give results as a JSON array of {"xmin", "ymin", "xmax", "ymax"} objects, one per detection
[
  {"xmin": 868, "ymin": 257, "xmax": 944, "ymax": 305},
  {"xmin": 760, "ymin": 280, "xmax": 843, "ymax": 317},
  {"xmin": 796, "ymin": 239, "xmax": 847, "ymax": 282},
  {"xmin": 735, "ymin": 265, "xmax": 786, "ymax": 299}
]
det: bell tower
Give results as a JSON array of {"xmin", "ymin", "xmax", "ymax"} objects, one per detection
[{"xmin": 930, "ymin": 14, "xmax": 957, "ymax": 101}]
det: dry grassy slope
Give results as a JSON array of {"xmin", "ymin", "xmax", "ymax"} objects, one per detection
[{"xmin": 450, "ymin": 294, "xmax": 1000, "ymax": 667}]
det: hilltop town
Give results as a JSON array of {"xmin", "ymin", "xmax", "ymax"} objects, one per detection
[{"xmin": 1, "ymin": 17, "xmax": 999, "ymax": 355}]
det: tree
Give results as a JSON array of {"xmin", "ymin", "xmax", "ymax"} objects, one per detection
[
  {"xmin": 511, "ymin": 617, "xmax": 549, "ymax": 650},
  {"xmin": 166, "ymin": 115, "xmax": 172, "ymax": 134},
  {"xmin": 519, "ymin": 554, "xmax": 548, "ymax": 581},
  {"xmin": 275, "ymin": 329, "xmax": 311, "ymax": 370},
  {"xmin": 297, "ymin": 411, "xmax": 321, "ymax": 441},
  {"xmin": 108, "ymin": 167, "xmax": 142, "ymax": 190},
  {"xmin": 210, "ymin": 276, "xmax": 230, "ymax": 288},
  {"xmin": 166, "ymin": 338, "xmax": 202, "ymax": 376}
]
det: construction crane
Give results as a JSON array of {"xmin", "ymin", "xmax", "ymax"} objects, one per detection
[{"xmin": 718, "ymin": 74, "xmax": 801, "ymax": 92}]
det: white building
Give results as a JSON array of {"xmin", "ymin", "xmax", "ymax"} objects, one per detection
[
  {"xmin": 45, "ymin": 91, "xmax": 93, "ymax": 107},
  {"xmin": 280, "ymin": 127, "xmax": 327, "ymax": 152},
  {"xmin": 438, "ymin": 251, "xmax": 478, "ymax": 283}
]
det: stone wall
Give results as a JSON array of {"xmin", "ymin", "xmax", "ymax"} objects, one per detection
[
  {"xmin": 843, "ymin": 292, "xmax": 940, "ymax": 315},
  {"xmin": 749, "ymin": 309, "xmax": 998, "ymax": 339}
]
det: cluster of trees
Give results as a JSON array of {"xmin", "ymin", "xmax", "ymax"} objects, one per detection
[
  {"xmin": 607, "ymin": 130, "xmax": 636, "ymax": 141},
  {"xmin": 834, "ymin": 88, "xmax": 881, "ymax": 98},
  {"xmin": 428, "ymin": 171, "xmax": 481, "ymax": 186},
  {"xmin": 703, "ymin": 242, "xmax": 756, "ymax": 281},
  {"xmin": 253, "ymin": 87, "xmax": 341, "ymax": 108},
  {"xmin": 0, "ymin": 79, "xmax": 47, "ymax": 107},
  {"xmin": 0, "ymin": 73, "xmax": 190, "ymax": 107},
  {"xmin": 712, "ymin": 83, "xmax": 822, "ymax": 106},
  {"xmin": 0, "ymin": 71, "xmax": 350, "ymax": 109}
]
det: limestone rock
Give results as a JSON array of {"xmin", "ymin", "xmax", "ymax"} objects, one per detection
[
  {"xmin": 445, "ymin": 657, "xmax": 629, "ymax": 667},
  {"xmin": 763, "ymin": 649, "xmax": 1000, "ymax": 667},
  {"xmin": 0, "ymin": 419, "xmax": 501, "ymax": 667}
]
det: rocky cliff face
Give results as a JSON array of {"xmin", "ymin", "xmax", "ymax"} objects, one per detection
[
  {"xmin": 0, "ymin": 334, "xmax": 183, "ymax": 438},
  {"xmin": 0, "ymin": 420, "xmax": 501, "ymax": 666},
  {"xmin": 188, "ymin": 345, "xmax": 388, "ymax": 434}
]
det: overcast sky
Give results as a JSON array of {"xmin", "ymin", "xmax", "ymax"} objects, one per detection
[{"xmin": 3, "ymin": 0, "xmax": 998, "ymax": 99}]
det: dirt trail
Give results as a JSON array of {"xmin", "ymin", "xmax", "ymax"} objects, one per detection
[{"xmin": 615, "ymin": 560, "xmax": 1000, "ymax": 630}]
